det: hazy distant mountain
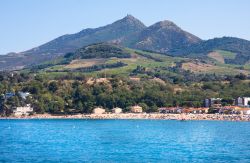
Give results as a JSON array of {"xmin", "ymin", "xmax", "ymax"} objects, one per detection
[{"xmin": 121, "ymin": 20, "xmax": 202, "ymax": 53}]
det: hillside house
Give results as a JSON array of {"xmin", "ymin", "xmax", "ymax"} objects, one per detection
[
  {"xmin": 13, "ymin": 104, "xmax": 33, "ymax": 116},
  {"xmin": 130, "ymin": 105, "xmax": 143, "ymax": 113},
  {"xmin": 4, "ymin": 92, "xmax": 15, "ymax": 99},
  {"xmin": 18, "ymin": 91, "xmax": 31, "ymax": 99}
]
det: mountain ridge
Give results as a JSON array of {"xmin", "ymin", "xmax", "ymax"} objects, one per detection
[
  {"xmin": 23, "ymin": 14, "xmax": 146, "ymax": 56},
  {"xmin": 171, "ymin": 36, "xmax": 250, "ymax": 64},
  {"xmin": 0, "ymin": 15, "xmax": 250, "ymax": 70},
  {"xmin": 120, "ymin": 19, "xmax": 202, "ymax": 53},
  {"xmin": 0, "ymin": 15, "xmax": 146, "ymax": 70}
]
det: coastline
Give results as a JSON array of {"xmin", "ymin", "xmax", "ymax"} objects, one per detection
[{"xmin": 1, "ymin": 113, "xmax": 250, "ymax": 121}]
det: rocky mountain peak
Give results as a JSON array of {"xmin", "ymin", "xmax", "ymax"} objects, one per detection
[
  {"xmin": 150, "ymin": 20, "xmax": 180, "ymax": 31},
  {"xmin": 114, "ymin": 14, "xmax": 146, "ymax": 29}
]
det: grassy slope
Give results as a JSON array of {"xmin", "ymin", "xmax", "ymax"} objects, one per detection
[
  {"xmin": 216, "ymin": 50, "xmax": 236, "ymax": 59},
  {"xmin": 33, "ymin": 48, "xmax": 250, "ymax": 78},
  {"xmin": 204, "ymin": 50, "xmax": 250, "ymax": 75},
  {"xmin": 83, "ymin": 49, "xmax": 183, "ymax": 76},
  {"xmin": 207, "ymin": 50, "xmax": 236, "ymax": 63}
]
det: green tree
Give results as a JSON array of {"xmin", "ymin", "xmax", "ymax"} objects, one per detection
[{"xmin": 48, "ymin": 81, "xmax": 58, "ymax": 93}]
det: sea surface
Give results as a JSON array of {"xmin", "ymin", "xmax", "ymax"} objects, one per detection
[{"xmin": 0, "ymin": 119, "xmax": 250, "ymax": 163}]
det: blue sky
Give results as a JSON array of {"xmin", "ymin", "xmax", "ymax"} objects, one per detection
[{"xmin": 0, "ymin": 0, "xmax": 250, "ymax": 54}]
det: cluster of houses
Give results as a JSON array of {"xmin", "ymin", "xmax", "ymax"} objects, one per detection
[
  {"xmin": 158, "ymin": 107, "xmax": 209, "ymax": 114},
  {"xmin": 205, "ymin": 97, "xmax": 250, "ymax": 108},
  {"xmin": 203, "ymin": 97, "xmax": 250, "ymax": 115},
  {"xmin": 1, "ymin": 91, "xmax": 33, "ymax": 116},
  {"xmin": 1, "ymin": 91, "xmax": 250, "ymax": 116},
  {"xmin": 3, "ymin": 91, "xmax": 31, "ymax": 100},
  {"xmin": 158, "ymin": 106, "xmax": 250, "ymax": 115},
  {"xmin": 158, "ymin": 97, "xmax": 250, "ymax": 115},
  {"xmin": 92, "ymin": 105, "xmax": 143, "ymax": 114},
  {"xmin": 5, "ymin": 104, "xmax": 143, "ymax": 116},
  {"xmin": 93, "ymin": 97, "xmax": 250, "ymax": 115}
]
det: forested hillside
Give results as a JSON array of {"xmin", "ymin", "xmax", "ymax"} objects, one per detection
[{"xmin": 1, "ymin": 71, "xmax": 250, "ymax": 116}]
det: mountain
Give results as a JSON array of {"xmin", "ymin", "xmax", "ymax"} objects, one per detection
[
  {"xmin": 1, "ymin": 15, "xmax": 250, "ymax": 71},
  {"xmin": 120, "ymin": 20, "xmax": 202, "ymax": 53},
  {"xmin": 0, "ymin": 15, "xmax": 145, "ymax": 70},
  {"xmin": 24, "ymin": 15, "xmax": 146, "ymax": 56},
  {"xmin": 172, "ymin": 37, "xmax": 250, "ymax": 64}
]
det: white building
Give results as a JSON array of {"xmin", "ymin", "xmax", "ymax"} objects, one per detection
[
  {"xmin": 243, "ymin": 110, "xmax": 250, "ymax": 115},
  {"xmin": 236, "ymin": 97, "xmax": 244, "ymax": 106},
  {"xmin": 243, "ymin": 97, "xmax": 250, "ymax": 106},
  {"xmin": 13, "ymin": 104, "xmax": 33, "ymax": 116},
  {"xmin": 18, "ymin": 92, "xmax": 31, "ymax": 99},
  {"xmin": 92, "ymin": 107, "xmax": 105, "ymax": 114},
  {"xmin": 239, "ymin": 108, "xmax": 250, "ymax": 115},
  {"xmin": 112, "ymin": 107, "xmax": 122, "ymax": 114},
  {"xmin": 236, "ymin": 97, "xmax": 250, "ymax": 107},
  {"xmin": 130, "ymin": 105, "xmax": 143, "ymax": 113},
  {"xmin": 204, "ymin": 98, "xmax": 222, "ymax": 107}
]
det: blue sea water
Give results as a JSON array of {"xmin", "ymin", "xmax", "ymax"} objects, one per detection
[{"xmin": 0, "ymin": 120, "xmax": 250, "ymax": 163}]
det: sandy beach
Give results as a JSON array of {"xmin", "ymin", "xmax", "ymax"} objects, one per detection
[{"xmin": 1, "ymin": 113, "xmax": 250, "ymax": 121}]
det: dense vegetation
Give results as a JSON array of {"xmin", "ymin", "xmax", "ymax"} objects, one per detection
[
  {"xmin": 1, "ymin": 36, "xmax": 250, "ymax": 117},
  {"xmin": 1, "ymin": 71, "xmax": 250, "ymax": 116},
  {"xmin": 70, "ymin": 43, "xmax": 131, "ymax": 59}
]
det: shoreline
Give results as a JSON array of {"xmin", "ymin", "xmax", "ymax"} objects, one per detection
[{"xmin": 1, "ymin": 113, "xmax": 250, "ymax": 121}]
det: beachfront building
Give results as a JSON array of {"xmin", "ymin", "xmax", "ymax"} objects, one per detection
[
  {"xmin": 159, "ymin": 107, "xmax": 182, "ymax": 114},
  {"xmin": 112, "ymin": 107, "xmax": 122, "ymax": 114},
  {"xmin": 13, "ymin": 104, "xmax": 33, "ymax": 116},
  {"xmin": 93, "ymin": 107, "xmax": 105, "ymax": 114},
  {"xmin": 239, "ymin": 108, "xmax": 250, "ymax": 115},
  {"xmin": 159, "ymin": 107, "xmax": 209, "ymax": 114},
  {"xmin": 228, "ymin": 106, "xmax": 250, "ymax": 115},
  {"xmin": 236, "ymin": 97, "xmax": 250, "ymax": 107},
  {"xmin": 130, "ymin": 105, "xmax": 143, "ymax": 113},
  {"xmin": 215, "ymin": 106, "xmax": 250, "ymax": 114},
  {"xmin": 218, "ymin": 107, "xmax": 234, "ymax": 114},
  {"xmin": 236, "ymin": 97, "xmax": 243, "ymax": 106},
  {"xmin": 204, "ymin": 98, "xmax": 222, "ymax": 107},
  {"xmin": 187, "ymin": 107, "xmax": 209, "ymax": 114},
  {"xmin": 243, "ymin": 97, "xmax": 250, "ymax": 106}
]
